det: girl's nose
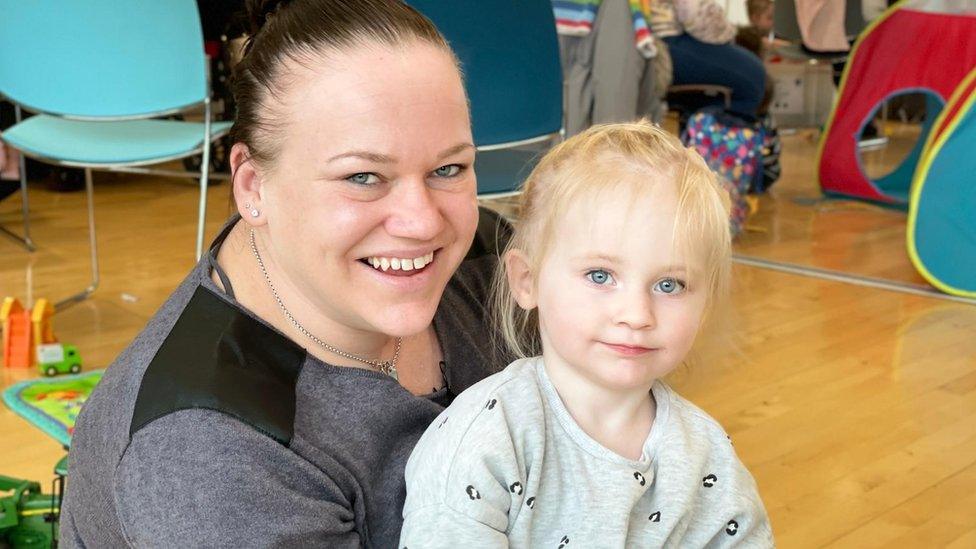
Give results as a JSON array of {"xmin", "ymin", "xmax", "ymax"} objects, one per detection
[{"xmin": 613, "ymin": 289, "xmax": 656, "ymax": 331}]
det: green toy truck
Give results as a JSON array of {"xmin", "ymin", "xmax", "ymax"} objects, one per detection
[
  {"xmin": 35, "ymin": 344, "xmax": 82, "ymax": 377},
  {"xmin": 0, "ymin": 474, "xmax": 59, "ymax": 548}
]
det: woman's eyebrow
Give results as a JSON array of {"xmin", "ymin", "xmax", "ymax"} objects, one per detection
[
  {"xmin": 437, "ymin": 143, "xmax": 475, "ymax": 161},
  {"xmin": 327, "ymin": 151, "xmax": 396, "ymax": 164},
  {"xmin": 326, "ymin": 143, "xmax": 473, "ymax": 165}
]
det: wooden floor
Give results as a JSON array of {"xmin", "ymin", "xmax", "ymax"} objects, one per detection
[{"xmin": 2, "ymin": 127, "xmax": 975, "ymax": 547}]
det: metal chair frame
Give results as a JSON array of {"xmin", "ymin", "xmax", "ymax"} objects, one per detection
[{"xmin": 0, "ymin": 77, "xmax": 226, "ymax": 310}]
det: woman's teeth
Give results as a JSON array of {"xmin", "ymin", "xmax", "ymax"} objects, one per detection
[{"xmin": 367, "ymin": 252, "xmax": 434, "ymax": 272}]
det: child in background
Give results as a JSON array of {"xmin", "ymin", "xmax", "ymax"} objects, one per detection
[
  {"xmin": 737, "ymin": 0, "xmax": 776, "ymax": 106},
  {"xmin": 400, "ymin": 122, "xmax": 773, "ymax": 547},
  {"xmin": 738, "ymin": 0, "xmax": 788, "ymax": 60},
  {"xmin": 736, "ymin": 0, "xmax": 782, "ymax": 191},
  {"xmin": 747, "ymin": 0, "xmax": 775, "ymax": 36}
]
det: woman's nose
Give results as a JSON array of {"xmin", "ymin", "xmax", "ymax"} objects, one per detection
[{"xmin": 385, "ymin": 178, "xmax": 446, "ymax": 241}]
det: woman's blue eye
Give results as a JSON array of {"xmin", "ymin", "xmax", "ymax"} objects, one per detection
[
  {"xmin": 586, "ymin": 270, "xmax": 614, "ymax": 285},
  {"xmin": 347, "ymin": 173, "xmax": 380, "ymax": 186},
  {"xmin": 654, "ymin": 278, "xmax": 686, "ymax": 294},
  {"xmin": 433, "ymin": 164, "xmax": 462, "ymax": 177}
]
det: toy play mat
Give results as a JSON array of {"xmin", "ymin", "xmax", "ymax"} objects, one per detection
[{"xmin": 2, "ymin": 370, "xmax": 103, "ymax": 447}]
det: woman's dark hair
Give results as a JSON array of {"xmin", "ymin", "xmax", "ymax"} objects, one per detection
[{"xmin": 229, "ymin": 0, "xmax": 454, "ymax": 166}]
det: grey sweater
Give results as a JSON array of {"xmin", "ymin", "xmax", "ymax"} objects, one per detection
[
  {"xmin": 60, "ymin": 214, "xmax": 511, "ymax": 548},
  {"xmin": 401, "ymin": 357, "xmax": 774, "ymax": 548}
]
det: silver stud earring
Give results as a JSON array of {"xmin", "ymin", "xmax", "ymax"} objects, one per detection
[
  {"xmin": 250, "ymin": 209, "xmax": 260, "ymax": 218},
  {"xmin": 244, "ymin": 202, "xmax": 252, "ymax": 209}
]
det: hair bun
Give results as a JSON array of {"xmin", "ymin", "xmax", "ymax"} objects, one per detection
[{"xmin": 244, "ymin": 0, "xmax": 291, "ymax": 37}]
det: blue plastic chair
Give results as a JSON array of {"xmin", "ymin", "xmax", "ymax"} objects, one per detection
[
  {"xmin": 0, "ymin": 0, "xmax": 231, "ymax": 307},
  {"xmin": 406, "ymin": 0, "xmax": 563, "ymax": 196}
]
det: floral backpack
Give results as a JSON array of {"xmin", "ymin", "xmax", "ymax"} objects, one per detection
[{"xmin": 681, "ymin": 106, "xmax": 764, "ymax": 236}]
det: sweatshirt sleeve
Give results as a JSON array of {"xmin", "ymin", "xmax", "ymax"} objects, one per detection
[
  {"xmin": 695, "ymin": 458, "xmax": 775, "ymax": 548},
  {"xmin": 680, "ymin": 415, "xmax": 775, "ymax": 547},
  {"xmin": 115, "ymin": 409, "xmax": 361, "ymax": 548},
  {"xmin": 400, "ymin": 380, "xmax": 530, "ymax": 548}
]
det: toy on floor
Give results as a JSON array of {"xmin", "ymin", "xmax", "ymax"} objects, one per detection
[
  {"xmin": 3, "ymin": 370, "xmax": 104, "ymax": 447},
  {"xmin": 0, "ymin": 472, "xmax": 60, "ymax": 549},
  {"xmin": 35, "ymin": 344, "xmax": 82, "ymax": 377},
  {"xmin": 2, "ymin": 297, "xmax": 82, "ymax": 375}
]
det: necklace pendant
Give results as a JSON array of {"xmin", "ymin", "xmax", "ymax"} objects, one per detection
[{"xmin": 380, "ymin": 361, "xmax": 398, "ymax": 380}]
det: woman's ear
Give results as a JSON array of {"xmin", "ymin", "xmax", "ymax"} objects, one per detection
[
  {"xmin": 504, "ymin": 249, "xmax": 537, "ymax": 311},
  {"xmin": 230, "ymin": 142, "xmax": 267, "ymax": 226}
]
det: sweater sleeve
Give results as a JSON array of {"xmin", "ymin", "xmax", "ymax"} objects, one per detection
[
  {"xmin": 400, "ymin": 378, "xmax": 529, "ymax": 548},
  {"xmin": 694, "ymin": 457, "xmax": 774, "ymax": 547},
  {"xmin": 677, "ymin": 411, "xmax": 775, "ymax": 547},
  {"xmin": 115, "ymin": 410, "xmax": 361, "ymax": 548}
]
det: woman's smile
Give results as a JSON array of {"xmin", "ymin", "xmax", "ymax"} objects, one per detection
[{"xmin": 358, "ymin": 249, "xmax": 439, "ymax": 278}]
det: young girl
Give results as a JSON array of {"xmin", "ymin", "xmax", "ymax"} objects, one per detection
[{"xmin": 400, "ymin": 122, "xmax": 773, "ymax": 547}]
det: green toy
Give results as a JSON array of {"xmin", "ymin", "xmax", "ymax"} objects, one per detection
[
  {"xmin": 35, "ymin": 344, "xmax": 82, "ymax": 377},
  {"xmin": 0, "ymin": 472, "xmax": 60, "ymax": 548}
]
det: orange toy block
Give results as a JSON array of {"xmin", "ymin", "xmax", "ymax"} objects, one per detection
[{"xmin": 2, "ymin": 297, "xmax": 32, "ymax": 368}]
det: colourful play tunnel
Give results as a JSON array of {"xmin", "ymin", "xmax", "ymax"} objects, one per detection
[
  {"xmin": 907, "ymin": 67, "xmax": 976, "ymax": 297},
  {"xmin": 817, "ymin": 0, "xmax": 976, "ymax": 205}
]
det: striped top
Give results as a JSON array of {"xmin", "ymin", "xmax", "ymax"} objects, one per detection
[
  {"xmin": 553, "ymin": 0, "xmax": 658, "ymax": 57},
  {"xmin": 649, "ymin": 0, "xmax": 682, "ymax": 38}
]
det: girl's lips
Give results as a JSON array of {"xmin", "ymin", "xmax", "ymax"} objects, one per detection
[{"xmin": 600, "ymin": 342, "xmax": 658, "ymax": 356}]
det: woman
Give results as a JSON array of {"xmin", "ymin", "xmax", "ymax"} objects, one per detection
[{"xmin": 60, "ymin": 0, "xmax": 511, "ymax": 546}]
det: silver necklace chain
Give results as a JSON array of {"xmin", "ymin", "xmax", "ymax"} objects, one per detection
[{"xmin": 249, "ymin": 229, "xmax": 400, "ymax": 378}]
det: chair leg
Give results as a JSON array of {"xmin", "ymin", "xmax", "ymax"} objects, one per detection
[
  {"xmin": 0, "ymin": 143, "xmax": 37, "ymax": 251},
  {"xmin": 195, "ymin": 100, "xmax": 213, "ymax": 261},
  {"xmin": 55, "ymin": 168, "xmax": 99, "ymax": 310},
  {"xmin": 195, "ymin": 155, "xmax": 210, "ymax": 261}
]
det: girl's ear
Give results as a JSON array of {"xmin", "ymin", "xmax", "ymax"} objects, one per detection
[
  {"xmin": 504, "ymin": 249, "xmax": 537, "ymax": 311},
  {"xmin": 230, "ymin": 143, "xmax": 267, "ymax": 227}
]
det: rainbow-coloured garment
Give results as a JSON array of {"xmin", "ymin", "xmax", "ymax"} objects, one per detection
[{"xmin": 552, "ymin": 0, "xmax": 657, "ymax": 57}]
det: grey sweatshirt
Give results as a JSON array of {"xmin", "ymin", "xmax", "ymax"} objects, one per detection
[
  {"xmin": 401, "ymin": 357, "xmax": 774, "ymax": 548},
  {"xmin": 60, "ymin": 212, "xmax": 513, "ymax": 548}
]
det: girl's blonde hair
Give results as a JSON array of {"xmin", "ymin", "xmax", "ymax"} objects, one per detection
[{"xmin": 491, "ymin": 121, "xmax": 733, "ymax": 359}]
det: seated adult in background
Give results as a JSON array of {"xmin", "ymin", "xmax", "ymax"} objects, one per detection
[
  {"xmin": 652, "ymin": 0, "xmax": 767, "ymax": 116},
  {"xmin": 60, "ymin": 0, "xmax": 512, "ymax": 546}
]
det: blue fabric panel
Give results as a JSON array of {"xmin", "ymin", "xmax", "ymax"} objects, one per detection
[
  {"xmin": 475, "ymin": 148, "xmax": 544, "ymax": 195},
  {"xmin": 406, "ymin": 0, "xmax": 563, "ymax": 146},
  {"xmin": 0, "ymin": 0, "xmax": 206, "ymax": 117},
  {"xmin": 914, "ymin": 103, "xmax": 976, "ymax": 292},
  {"xmin": 2, "ymin": 116, "xmax": 232, "ymax": 166}
]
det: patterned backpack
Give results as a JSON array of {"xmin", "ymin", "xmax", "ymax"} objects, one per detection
[{"xmin": 681, "ymin": 106, "xmax": 763, "ymax": 236}]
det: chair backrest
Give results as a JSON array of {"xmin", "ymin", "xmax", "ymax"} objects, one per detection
[
  {"xmin": 406, "ymin": 0, "xmax": 563, "ymax": 147},
  {"xmin": 0, "ymin": 0, "xmax": 207, "ymax": 118}
]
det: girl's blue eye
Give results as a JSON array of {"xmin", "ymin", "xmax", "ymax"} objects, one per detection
[
  {"xmin": 347, "ymin": 173, "xmax": 380, "ymax": 186},
  {"xmin": 433, "ymin": 164, "xmax": 462, "ymax": 177},
  {"xmin": 586, "ymin": 269, "xmax": 614, "ymax": 285},
  {"xmin": 654, "ymin": 277, "xmax": 686, "ymax": 294}
]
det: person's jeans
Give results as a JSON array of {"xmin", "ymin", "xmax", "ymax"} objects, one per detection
[{"xmin": 664, "ymin": 33, "xmax": 766, "ymax": 116}]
